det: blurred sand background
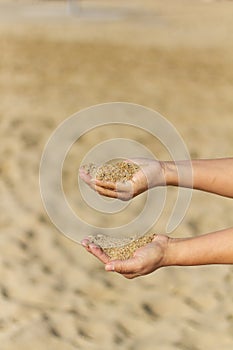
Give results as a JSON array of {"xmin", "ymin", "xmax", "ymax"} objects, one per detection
[{"xmin": 0, "ymin": 0, "xmax": 233, "ymax": 349}]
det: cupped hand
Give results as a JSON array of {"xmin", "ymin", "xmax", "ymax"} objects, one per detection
[
  {"xmin": 79, "ymin": 158, "xmax": 166, "ymax": 201},
  {"xmin": 81, "ymin": 234, "xmax": 169, "ymax": 279}
]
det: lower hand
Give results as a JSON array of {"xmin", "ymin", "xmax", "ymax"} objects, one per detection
[{"xmin": 81, "ymin": 234, "xmax": 169, "ymax": 279}]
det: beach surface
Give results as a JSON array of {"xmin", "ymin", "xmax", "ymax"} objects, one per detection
[{"xmin": 0, "ymin": 1, "xmax": 233, "ymax": 349}]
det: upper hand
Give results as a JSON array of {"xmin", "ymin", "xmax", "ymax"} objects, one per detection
[{"xmin": 79, "ymin": 158, "xmax": 165, "ymax": 201}]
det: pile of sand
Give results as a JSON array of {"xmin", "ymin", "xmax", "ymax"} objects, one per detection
[
  {"xmin": 88, "ymin": 232, "xmax": 156, "ymax": 260},
  {"xmin": 82, "ymin": 160, "xmax": 140, "ymax": 183}
]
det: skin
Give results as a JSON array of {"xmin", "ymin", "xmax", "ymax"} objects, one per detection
[{"xmin": 80, "ymin": 157, "xmax": 233, "ymax": 279}]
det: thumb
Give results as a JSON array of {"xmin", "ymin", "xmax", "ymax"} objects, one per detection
[{"xmin": 105, "ymin": 258, "xmax": 137, "ymax": 274}]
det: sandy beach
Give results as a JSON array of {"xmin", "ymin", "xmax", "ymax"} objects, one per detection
[{"xmin": 0, "ymin": 0, "xmax": 233, "ymax": 349}]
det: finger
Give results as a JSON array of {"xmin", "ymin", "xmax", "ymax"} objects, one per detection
[
  {"xmin": 81, "ymin": 236, "xmax": 92, "ymax": 249},
  {"xmin": 81, "ymin": 238, "xmax": 91, "ymax": 248},
  {"xmin": 92, "ymin": 179, "xmax": 133, "ymax": 193},
  {"xmin": 124, "ymin": 158, "xmax": 145, "ymax": 167},
  {"xmin": 81, "ymin": 238, "xmax": 96, "ymax": 254},
  {"xmin": 122, "ymin": 158, "xmax": 142, "ymax": 165},
  {"xmin": 92, "ymin": 179, "xmax": 116, "ymax": 190},
  {"xmin": 88, "ymin": 182, "xmax": 132, "ymax": 200},
  {"xmin": 79, "ymin": 168, "xmax": 92, "ymax": 185},
  {"xmin": 87, "ymin": 243, "xmax": 110, "ymax": 264},
  {"xmin": 95, "ymin": 187, "xmax": 133, "ymax": 201},
  {"xmin": 90, "ymin": 184, "xmax": 119, "ymax": 199},
  {"xmin": 105, "ymin": 257, "xmax": 140, "ymax": 274},
  {"xmin": 121, "ymin": 272, "xmax": 141, "ymax": 279}
]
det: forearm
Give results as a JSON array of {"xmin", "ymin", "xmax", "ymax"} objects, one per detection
[
  {"xmin": 164, "ymin": 227, "xmax": 233, "ymax": 267},
  {"xmin": 163, "ymin": 158, "xmax": 233, "ymax": 198}
]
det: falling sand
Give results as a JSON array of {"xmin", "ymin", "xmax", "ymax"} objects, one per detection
[{"xmin": 82, "ymin": 160, "xmax": 154, "ymax": 259}]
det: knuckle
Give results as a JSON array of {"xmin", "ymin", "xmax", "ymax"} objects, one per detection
[
  {"xmin": 116, "ymin": 263, "xmax": 127, "ymax": 274},
  {"xmin": 137, "ymin": 260, "xmax": 145, "ymax": 272},
  {"xmin": 121, "ymin": 193, "xmax": 133, "ymax": 201},
  {"xmin": 124, "ymin": 275, "xmax": 134, "ymax": 280}
]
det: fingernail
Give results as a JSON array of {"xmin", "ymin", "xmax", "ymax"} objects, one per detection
[
  {"xmin": 89, "ymin": 243, "xmax": 97, "ymax": 249},
  {"xmin": 105, "ymin": 264, "xmax": 115, "ymax": 272},
  {"xmin": 81, "ymin": 240, "xmax": 89, "ymax": 248}
]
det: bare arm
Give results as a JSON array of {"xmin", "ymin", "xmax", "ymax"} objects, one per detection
[
  {"xmin": 165, "ymin": 227, "xmax": 233, "ymax": 266},
  {"xmin": 79, "ymin": 157, "xmax": 233, "ymax": 200},
  {"xmin": 164, "ymin": 158, "xmax": 233, "ymax": 198}
]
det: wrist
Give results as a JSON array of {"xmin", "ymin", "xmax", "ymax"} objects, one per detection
[
  {"xmin": 163, "ymin": 235, "xmax": 214, "ymax": 267},
  {"xmin": 154, "ymin": 234, "xmax": 173, "ymax": 268},
  {"xmin": 162, "ymin": 160, "xmax": 193, "ymax": 188},
  {"xmin": 161, "ymin": 161, "xmax": 178, "ymax": 186},
  {"xmin": 161, "ymin": 236, "xmax": 184, "ymax": 267}
]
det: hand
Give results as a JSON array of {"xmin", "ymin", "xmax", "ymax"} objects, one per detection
[
  {"xmin": 81, "ymin": 234, "xmax": 169, "ymax": 279},
  {"xmin": 79, "ymin": 158, "xmax": 166, "ymax": 201}
]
